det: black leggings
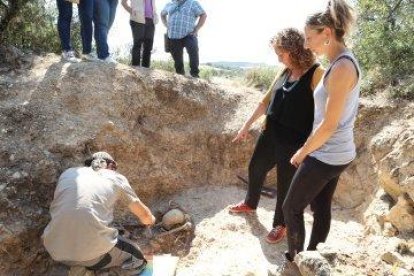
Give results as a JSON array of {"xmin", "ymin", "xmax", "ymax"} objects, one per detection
[
  {"xmin": 283, "ymin": 156, "xmax": 349, "ymax": 259},
  {"xmin": 245, "ymin": 120, "xmax": 300, "ymax": 227}
]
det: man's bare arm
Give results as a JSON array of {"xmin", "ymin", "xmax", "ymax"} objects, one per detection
[{"xmin": 129, "ymin": 200, "xmax": 156, "ymax": 225}]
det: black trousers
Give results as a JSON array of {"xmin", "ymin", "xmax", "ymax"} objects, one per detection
[
  {"xmin": 283, "ymin": 156, "xmax": 349, "ymax": 259},
  {"xmin": 130, "ymin": 18, "xmax": 155, "ymax": 67},
  {"xmin": 245, "ymin": 119, "xmax": 300, "ymax": 227},
  {"xmin": 169, "ymin": 34, "xmax": 199, "ymax": 77}
]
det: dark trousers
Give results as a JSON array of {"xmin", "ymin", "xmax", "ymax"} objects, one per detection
[
  {"xmin": 130, "ymin": 19, "xmax": 155, "ymax": 67},
  {"xmin": 169, "ymin": 35, "xmax": 199, "ymax": 77},
  {"xmin": 245, "ymin": 119, "xmax": 300, "ymax": 227},
  {"xmin": 56, "ymin": 0, "xmax": 73, "ymax": 51},
  {"xmin": 78, "ymin": 0, "xmax": 95, "ymax": 54},
  {"xmin": 283, "ymin": 156, "xmax": 349, "ymax": 258},
  {"xmin": 94, "ymin": 0, "xmax": 118, "ymax": 59}
]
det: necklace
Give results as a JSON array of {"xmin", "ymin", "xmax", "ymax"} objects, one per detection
[{"xmin": 282, "ymin": 70, "xmax": 300, "ymax": 92}]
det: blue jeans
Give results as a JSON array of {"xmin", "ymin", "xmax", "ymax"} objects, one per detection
[
  {"xmin": 94, "ymin": 0, "xmax": 118, "ymax": 59},
  {"xmin": 78, "ymin": 0, "xmax": 95, "ymax": 54},
  {"xmin": 56, "ymin": 0, "xmax": 74, "ymax": 51},
  {"xmin": 169, "ymin": 35, "xmax": 199, "ymax": 77}
]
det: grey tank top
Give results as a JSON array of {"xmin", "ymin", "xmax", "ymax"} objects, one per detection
[{"xmin": 310, "ymin": 51, "xmax": 361, "ymax": 165}]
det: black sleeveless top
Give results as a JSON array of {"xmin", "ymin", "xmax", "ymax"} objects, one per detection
[{"xmin": 266, "ymin": 64, "xmax": 319, "ymax": 145}]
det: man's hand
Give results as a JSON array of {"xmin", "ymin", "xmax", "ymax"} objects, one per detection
[{"xmin": 129, "ymin": 200, "xmax": 156, "ymax": 226}]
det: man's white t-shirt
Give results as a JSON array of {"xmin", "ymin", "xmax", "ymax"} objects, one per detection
[{"xmin": 42, "ymin": 167, "xmax": 140, "ymax": 262}]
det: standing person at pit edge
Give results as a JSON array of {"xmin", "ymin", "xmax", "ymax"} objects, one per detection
[
  {"xmin": 279, "ymin": 0, "xmax": 360, "ymax": 274},
  {"xmin": 121, "ymin": 0, "xmax": 159, "ymax": 68},
  {"xmin": 42, "ymin": 152, "xmax": 155, "ymax": 274},
  {"xmin": 229, "ymin": 28, "xmax": 323, "ymax": 245},
  {"xmin": 56, "ymin": 0, "xmax": 96, "ymax": 62},
  {"xmin": 94, "ymin": 0, "xmax": 119, "ymax": 63},
  {"xmin": 161, "ymin": 0, "xmax": 207, "ymax": 78}
]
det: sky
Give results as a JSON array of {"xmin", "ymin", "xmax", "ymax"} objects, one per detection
[{"xmin": 108, "ymin": 0, "xmax": 328, "ymax": 64}]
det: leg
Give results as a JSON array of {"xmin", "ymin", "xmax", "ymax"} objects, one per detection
[
  {"xmin": 282, "ymin": 157, "xmax": 349, "ymax": 258},
  {"xmin": 244, "ymin": 123, "xmax": 278, "ymax": 209},
  {"xmin": 87, "ymin": 235, "xmax": 147, "ymax": 274},
  {"xmin": 78, "ymin": 0, "xmax": 94, "ymax": 54},
  {"xmin": 93, "ymin": 0, "xmax": 110, "ymax": 59},
  {"xmin": 272, "ymin": 147, "xmax": 298, "ymax": 227},
  {"xmin": 56, "ymin": 0, "xmax": 73, "ymax": 51},
  {"xmin": 130, "ymin": 20, "xmax": 145, "ymax": 66},
  {"xmin": 307, "ymin": 175, "xmax": 341, "ymax": 250},
  {"xmin": 169, "ymin": 38, "xmax": 185, "ymax": 75},
  {"xmin": 184, "ymin": 35, "xmax": 200, "ymax": 77},
  {"xmin": 141, "ymin": 19, "xmax": 155, "ymax": 68},
  {"xmin": 108, "ymin": 0, "xmax": 119, "ymax": 31}
]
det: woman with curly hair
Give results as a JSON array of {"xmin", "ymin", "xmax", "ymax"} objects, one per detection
[{"xmin": 229, "ymin": 28, "xmax": 323, "ymax": 244}]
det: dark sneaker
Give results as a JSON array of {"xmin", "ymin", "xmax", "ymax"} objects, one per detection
[
  {"xmin": 277, "ymin": 252, "xmax": 302, "ymax": 276},
  {"xmin": 266, "ymin": 226, "xmax": 287, "ymax": 244},
  {"xmin": 228, "ymin": 202, "xmax": 256, "ymax": 214}
]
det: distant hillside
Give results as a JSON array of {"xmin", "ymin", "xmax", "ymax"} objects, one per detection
[{"xmin": 204, "ymin": 61, "xmax": 272, "ymax": 70}]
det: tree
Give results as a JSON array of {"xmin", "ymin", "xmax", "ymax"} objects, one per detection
[
  {"xmin": 354, "ymin": 0, "xmax": 414, "ymax": 99},
  {"xmin": 0, "ymin": 0, "xmax": 30, "ymax": 41},
  {"xmin": 0, "ymin": 0, "xmax": 80, "ymax": 54}
]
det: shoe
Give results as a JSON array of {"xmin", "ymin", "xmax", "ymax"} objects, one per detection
[
  {"xmin": 278, "ymin": 252, "xmax": 301, "ymax": 276},
  {"xmin": 62, "ymin": 50, "xmax": 80, "ymax": 63},
  {"xmin": 266, "ymin": 226, "xmax": 287, "ymax": 244},
  {"xmin": 228, "ymin": 202, "xmax": 255, "ymax": 214},
  {"xmin": 100, "ymin": 56, "xmax": 117, "ymax": 64},
  {"xmin": 82, "ymin": 53, "xmax": 97, "ymax": 62}
]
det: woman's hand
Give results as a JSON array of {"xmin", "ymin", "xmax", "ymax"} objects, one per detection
[
  {"xmin": 232, "ymin": 126, "xmax": 250, "ymax": 143},
  {"xmin": 290, "ymin": 147, "xmax": 307, "ymax": 167}
]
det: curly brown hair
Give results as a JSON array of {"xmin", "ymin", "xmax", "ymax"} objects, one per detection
[{"xmin": 271, "ymin": 28, "xmax": 315, "ymax": 70}]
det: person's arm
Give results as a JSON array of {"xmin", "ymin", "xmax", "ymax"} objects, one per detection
[
  {"xmin": 161, "ymin": 13, "xmax": 168, "ymax": 28},
  {"xmin": 129, "ymin": 200, "xmax": 156, "ymax": 225},
  {"xmin": 232, "ymin": 102, "xmax": 267, "ymax": 143},
  {"xmin": 290, "ymin": 59, "xmax": 358, "ymax": 167},
  {"xmin": 121, "ymin": 0, "xmax": 132, "ymax": 14},
  {"xmin": 232, "ymin": 69, "xmax": 285, "ymax": 143},
  {"xmin": 190, "ymin": 13, "xmax": 207, "ymax": 36}
]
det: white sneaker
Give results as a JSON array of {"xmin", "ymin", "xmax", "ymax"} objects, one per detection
[
  {"xmin": 100, "ymin": 56, "xmax": 117, "ymax": 64},
  {"xmin": 81, "ymin": 53, "xmax": 97, "ymax": 62},
  {"xmin": 62, "ymin": 50, "xmax": 80, "ymax": 63}
]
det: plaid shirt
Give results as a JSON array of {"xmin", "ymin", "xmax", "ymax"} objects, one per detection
[{"xmin": 161, "ymin": 0, "xmax": 205, "ymax": 39}]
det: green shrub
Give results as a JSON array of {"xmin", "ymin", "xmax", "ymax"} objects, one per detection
[
  {"xmin": 244, "ymin": 66, "xmax": 278, "ymax": 90},
  {"xmin": 2, "ymin": 1, "xmax": 81, "ymax": 54},
  {"xmin": 152, "ymin": 59, "xmax": 176, "ymax": 73}
]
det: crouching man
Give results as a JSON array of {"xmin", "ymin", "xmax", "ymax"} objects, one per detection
[{"xmin": 42, "ymin": 152, "xmax": 155, "ymax": 274}]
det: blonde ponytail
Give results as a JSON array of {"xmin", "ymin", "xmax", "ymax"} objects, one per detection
[{"xmin": 306, "ymin": 0, "xmax": 355, "ymax": 41}]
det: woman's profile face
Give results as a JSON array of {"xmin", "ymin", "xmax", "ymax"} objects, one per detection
[
  {"xmin": 304, "ymin": 26, "xmax": 325, "ymax": 56},
  {"xmin": 275, "ymin": 48, "xmax": 292, "ymax": 68}
]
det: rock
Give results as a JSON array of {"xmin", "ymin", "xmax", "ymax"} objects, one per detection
[
  {"xmin": 383, "ymin": 222, "xmax": 399, "ymax": 237},
  {"xmin": 370, "ymin": 114, "xmax": 414, "ymax": 203},
  {"xmin": 386, "ymin": 195, "xmax": 414, "ymax": 233},
  {"xmin": 68, "ymin": 266, "xmax": 94, "ymax": 276},
  {"xmin": 381, "ymin": 252, "xmax": 407, "ymax": 268},
  {"xmin": 295, "ymin": 251, "xmax": 331, "ymax": 276},
  {"xmin": 162, "ymin": 208, "xmax": 186, "ymax": 230},
  {"xmin": 363, "ymin": 189, "xmax": 393, "ymax": 235}
]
